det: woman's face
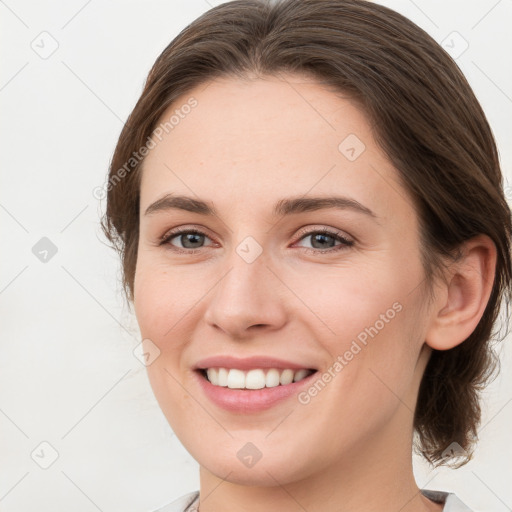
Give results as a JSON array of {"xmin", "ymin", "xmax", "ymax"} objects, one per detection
[{"xmin": 134, "ymin": 74, "xmax": 434, "ymax": 485}]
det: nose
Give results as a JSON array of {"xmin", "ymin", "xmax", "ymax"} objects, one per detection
[{"xmin": 203, "ymin": 251, "xmax": 288, "ymax": 340}]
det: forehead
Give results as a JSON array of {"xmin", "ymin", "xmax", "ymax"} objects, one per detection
[{"xmin": 139, "ymin": 74, "xmax": 411, "ymax": 222}]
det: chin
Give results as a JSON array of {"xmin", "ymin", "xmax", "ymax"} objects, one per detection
[{"xmin": 195, "ymin": 446, "xmax": 314, "ymax": 488}]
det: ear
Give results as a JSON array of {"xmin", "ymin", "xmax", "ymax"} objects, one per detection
[{"xmin": 425, "ymin": 234, "xmax": 497, "ymax": 351}]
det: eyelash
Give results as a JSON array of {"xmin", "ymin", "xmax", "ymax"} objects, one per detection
[{"xmin": 158, "ymin": 226, "xmax": 354, "ymax": 255}]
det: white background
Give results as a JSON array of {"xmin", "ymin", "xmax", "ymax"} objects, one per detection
[{"xmin": 1, "ymin": 0, "xmax": 511, "ymax": 511}]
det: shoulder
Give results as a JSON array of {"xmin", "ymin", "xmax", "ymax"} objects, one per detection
[
  {"xmin": 421, "ymin": 489, "xmax": 474, "ymax": 512},
  {"xmin": 151, "ymin": 491, "xmax": 200, "ymax": 512},
  {"xmin": 152, "ymin": 489, "xmax": 472, "ymax": 512}
]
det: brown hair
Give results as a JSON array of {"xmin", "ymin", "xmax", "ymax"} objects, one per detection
[{"xmin": 101, "ymin": 0, "xmax": 512, "ymax": 466}]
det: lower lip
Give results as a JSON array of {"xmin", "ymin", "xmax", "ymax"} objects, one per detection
[{"xmin": 194, "ymin": 370, "xmax": 318, "ymax": 413}]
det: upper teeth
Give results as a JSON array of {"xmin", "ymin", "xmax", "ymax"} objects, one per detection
[{"xmin": 205, "ymin": 368, "xmax": 313, "ymax": 389}]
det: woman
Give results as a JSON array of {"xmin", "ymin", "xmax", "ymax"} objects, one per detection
[{"xmin": 101, "ymin": 0, "xmax": 512, "ymax": 510}]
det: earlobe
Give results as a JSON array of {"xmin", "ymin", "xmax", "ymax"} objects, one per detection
[{"xmin": 425, "ymin": 235, "xmax": 497, "ymax": 351}]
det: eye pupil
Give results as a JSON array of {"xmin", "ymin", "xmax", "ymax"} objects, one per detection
[
  {"xmin": 312, "ymin": 233, "xmax": 335, "ymax": 249},
  {"xmin": 181, "ymin": 233, "xmax": 204, "ymax": 248}
]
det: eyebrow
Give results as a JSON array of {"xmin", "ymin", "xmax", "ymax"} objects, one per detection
[{"xmin": 144, "ymin": 194, "xmax": 378, "ymax": 220}]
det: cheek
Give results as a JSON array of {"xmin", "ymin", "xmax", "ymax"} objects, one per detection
[
  {"xmin": 133, "ymin": 263, "xmax": 194, "ymax": 414},
  {"xmin": 134, "ymin": 264, "xmax": 194, "ymax": 428},
  {"xmin": 286, "ymin": 257, "xmax": 418, "ymax": 344},
  {"xmin": 290, "ymin": 255, "xmax": 426, "ymax": 394},
  {"xmin": 133, "ymin": 260, "xmax": 198, "ymax": 342}
]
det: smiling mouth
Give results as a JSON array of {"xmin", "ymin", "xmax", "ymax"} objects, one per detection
[{"xmin": 198, "ymin": 367, "xmax": 317, "ymax": 390}]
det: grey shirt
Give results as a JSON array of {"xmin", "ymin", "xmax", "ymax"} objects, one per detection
[{"xmin": 154, "ymin": 489, "xmax": 473, "ymax": 512}]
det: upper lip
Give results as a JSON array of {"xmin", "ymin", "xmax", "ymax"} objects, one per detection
[{"xmin": 194, "ymin": 355, "xmax": 316, "ymax": 371}]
